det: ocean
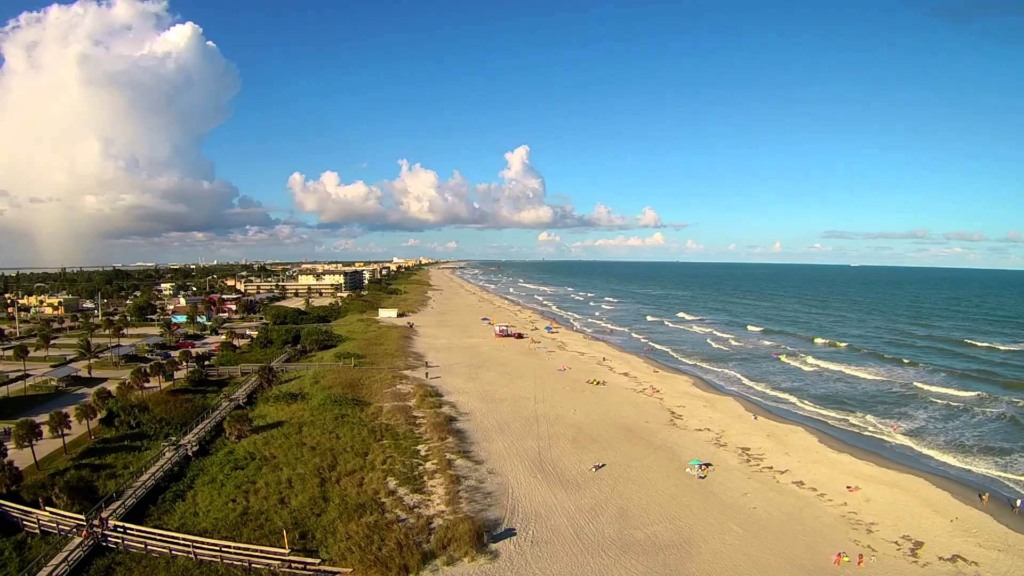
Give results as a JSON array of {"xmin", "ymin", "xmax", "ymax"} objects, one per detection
[{"xmin": 457, "ymin": 261, "xmax": 1024, "ymax": 497}]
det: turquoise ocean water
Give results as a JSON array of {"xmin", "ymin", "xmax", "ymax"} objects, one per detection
[{"xmin": 458, "ymin": 262, "xmax": 1024, "ymax": 497}]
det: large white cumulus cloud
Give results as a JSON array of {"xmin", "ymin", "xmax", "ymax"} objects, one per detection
[
  {"xmin": 289, "ymin": 145, "xmax": 664, "ymax": 231},
  {"xmin": 0, "ymin": 0, "xmax": 271, "ymax": 264}
]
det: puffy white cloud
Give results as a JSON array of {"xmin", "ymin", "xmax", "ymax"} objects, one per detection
[
  {"xmin": 771, "ymin": 240, "xmax": 783, "ymax": 252},
  {"xmin": 537, "ymin": 231, "xmax": 562, "ymax": 243},
  {"xmin": 572, "ymin": 232, "xmax": 666, "ymax": 248},
  {"xmin": 289, "ymin": 145, "xmax": 666, "ymax": 231},
  {"xmin": 728, "ymin": 243, "xmax": 736, "ymax": 251},
  {"xmin": 683, "ymin": 239, "xmax": 704, "ymax": 251},
  {"xmin": 330, "ymin": 239, "xmax": 385, "ymax": 253},
  {"xmin": 807, "ymin": 243, "xmax": 831, "ymax": 252},
  {"xmin": 998, "ymin": 231, "xmax": 1021, "ymax": 243},
  {"xmin": 637, "ymin": 206, "xmax": 662, "ymax": 227},
  {"xmin": 401, "ymin": 238, "xmax": 421, "ymax": 246},
  {"xmin": 0, "ymin": 0, "xmax": 273, "ymax": 265}
]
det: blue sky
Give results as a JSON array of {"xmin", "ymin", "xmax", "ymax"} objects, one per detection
[{"xmin": 0, "ymin": 0, "xmax": 1022, "ymax": 267}]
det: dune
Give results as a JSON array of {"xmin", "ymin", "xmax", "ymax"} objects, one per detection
[{"xmin": 410, "ymin": 270, "xmax": 1022, "ymax": 575}]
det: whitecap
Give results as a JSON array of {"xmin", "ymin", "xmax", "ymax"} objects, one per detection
[
  {"xmin": 912, "ymin": 381, "xmax": 982, "ymax": 398},
  {"xmin": 675, "ymin": 311, "xmax": 703, "ymax": 321},
  {"xmin": 747, "ymin": 325, "xmax": 764, "ymax": 332},
  {"xmin": 964, "ymin": 339, "xmax": 1024, "ymax": 351},
  {"xmin": 706, "ymin": 338, "xmax": 730, "ymax": 351}
]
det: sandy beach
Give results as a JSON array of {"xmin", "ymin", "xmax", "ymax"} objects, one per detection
[{"xmin": 412, "ymin": 269, "xmax": 1023, "ymax": 575}]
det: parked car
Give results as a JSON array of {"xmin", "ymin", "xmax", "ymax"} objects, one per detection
[{"xmin": 176, "ymin": 340, "xmax": 197, "ymax": 349}]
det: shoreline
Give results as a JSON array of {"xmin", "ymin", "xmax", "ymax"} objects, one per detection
[
  {"xmin": 413, "ymin": 269, "xmax": 1023, "ymax": 575},
  {"xmin": 476, "ymin": 275, "xmax": 1024, "ymax": 535}
]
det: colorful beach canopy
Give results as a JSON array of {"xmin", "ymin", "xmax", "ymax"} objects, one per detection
[{"xmin": 688, "ymin": 459, "xmax": 703, "ymax": 465}]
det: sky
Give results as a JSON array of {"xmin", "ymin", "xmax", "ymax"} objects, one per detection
[{"xmin": 0, "ymin": 0, "xmax": 1021, "ymax": 268}]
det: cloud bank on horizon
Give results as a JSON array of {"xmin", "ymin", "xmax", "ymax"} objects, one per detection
[{"xmin": 288, "ymin": 145, "xmax": 664, "ymax": 231}]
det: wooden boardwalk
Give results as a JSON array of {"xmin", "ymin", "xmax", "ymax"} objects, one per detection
[
  {"xmin": 0, "ymin": 500, "xmax": 349, "ymax": 574},
  {"xmin": 14, "ymin": 351, "xmax": 349, "ymax": 576}
]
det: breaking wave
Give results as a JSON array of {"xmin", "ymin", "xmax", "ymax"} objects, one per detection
[
  {"xmin": 802, "ymin": 356, "xmax": 887, "ymax": 381},
  {"xmin": 813, "ymin": 337, "xmax": 849, "ymax": 348},
  {"xmin": 964, "ymin": 339, "xmax": 1024, "ymax": 351},
  {"xmin": 675, "ymin": 311, "xmax": 703, "ymax": 321},
  {"xmin": 706, "ymin": 338, "xmax": 730, "ymax": 351},
  {"xmin": 912, "ymin": 382, "xmax": 983, "ymax": 398},
  {"xmin": 747, "ymin": 325, "xmax": 764, "ymax": 332}
]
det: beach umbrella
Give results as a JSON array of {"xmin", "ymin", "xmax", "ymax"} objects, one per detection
[
  {"xmin": 688, "ymin": 459, "xmax": 703, "ymax": 466},
  {"xmin": 481, "ymin": 317, "xmax": 491, "ymax": 322}
]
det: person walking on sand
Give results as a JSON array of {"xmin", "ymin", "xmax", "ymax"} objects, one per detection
[
  {"xmin": 833, "ymin": 552, "xmax": 843, "ymax": 566},
  {"xmin": 857, "ymin": 553, "xmax": 864, "ymax": 567}
]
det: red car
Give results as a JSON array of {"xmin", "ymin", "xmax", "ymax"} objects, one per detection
[{"xmin": 176, "ymin": 340, "xmax": 197, "ymax": 349}]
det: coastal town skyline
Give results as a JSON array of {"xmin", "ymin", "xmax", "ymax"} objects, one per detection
[{"xmin": 1, "ymin": 0, "xmax": 1022, "ymax": 269}]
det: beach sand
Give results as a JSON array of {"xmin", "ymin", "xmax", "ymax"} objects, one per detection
[{"xmin": 411, "ymin": 269, "xmax": 1023, "ymax": 575}]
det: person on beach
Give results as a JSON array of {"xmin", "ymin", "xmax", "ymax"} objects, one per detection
[
  {"xmin": 857, "ymin": 553, "xmax": 865, "ymax": 567},
  {"xmin": 1013, "ymin": 498, "xmax": 1022, "ymax": 514},
  {"xmin": 833, "ymin": 552, "xmax": 843, "ymax": 566}
]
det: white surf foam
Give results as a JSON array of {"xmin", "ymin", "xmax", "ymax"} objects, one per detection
[
  {"xmin": 710, "ymin": 329, "xmax": 735, "ymax": 339},
  {"xmin": 518, "ymin": 282, "xmax": 555, "ymax": 292},
  {"xmin": 645, "ymin": 315, "xmax": 661, "ymax": 322},
  {"xmin": 813, "ymin": 337, "xmax": 849, "ymax": 348},
  {"xmin": 964, "ymin": 339, "xmax": 1024, "ymax": 351},
  {"xmin": 747, "ymin": 325, "xmax": 764, "ymax": 332},
  {"xmin": 728, "ymin": 339, "xmax": 744, "ymax": 347},
  {"xmin": 706, "ymin": 338, "xmax": 730, "ymax": 351},
  {"xmin": 601, "ymin": 304, "xmax": 615, "ymax": 309},
  {"xmin": 779, "ymin": 354, "xmax": 817, "ymax": 372},
  {"xmin": 928, "ymin": 397, "xmax": 964, "ymax": 407},
  {"xmin": 603, "ymin": 297, "xmax": 619, "ymax": 302},
  {"xmin": 802, "ymin": 356, "xmax": 887, "ymax": 381},
  {"xmin": 675, "ymin": 311, "xmax": 703, "ymax": 321},
  {"xmin": 912, "ymin": 382, "xmax": 982, "ymax": 398}
]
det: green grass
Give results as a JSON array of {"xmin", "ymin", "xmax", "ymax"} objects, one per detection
[
  {"xmin": 0, "ymin": 384, "xmax": 66, "ymax": 419},
  {"xmin": 80, "ymin": 269, "xmax": 486, "ymax": 575}
]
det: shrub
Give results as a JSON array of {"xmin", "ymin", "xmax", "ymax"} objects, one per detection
[
  {"xmin": 431, "ymin": 515, "xmax": 485, "ymax": 565},
  {"xmin": 300, "ymin": 325, "xmax": 342, "ymax": 352}
]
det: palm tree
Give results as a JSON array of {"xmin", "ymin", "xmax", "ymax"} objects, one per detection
[
  {"xmin": 114, "ymin": 317, "xmax": 128, "ymax": 345},
  {"xmin": 74, "ymin": 402, "xmax": 99, "ymax": 440},
  {"xmin": 163, "ymin": 358, "xmax": 180, "ymax": 387},
  {"xmin": 54, "ymin": 316, "xmax": 66, "ymax": 334},
  {"xmin": 150, "ymin": 359, "xmax": 165, "ymax": 391},
  {"xmin": 75, "ymin": 336, "xmax": 96, "ymax": 377},
  {"xmin": 115, "ymin": 379, "xmax": 134, "ymax": 400},
  {"xmin": 92, "ymin": 387, "xmax": 114, "ymax": 412},
  {"xmin": 224, "ymin": 329, "xmax": 240, "ymax": 347},
  {"xmin": 12, "ymin": 418, "xmax": 43, "ymax": 470},
  {"xmin": 128, "ymin": 366, "xmax": 150, "ymax": 396},
  {"xmin": 186, "ymin": 304, "xmax": 199, "ymax": 333},
  {"xmin": 255, "ymin": 364, "xmax": 278, "ymax": 393},
  {"xmin": 12, "ymin": 344, "xmax": 30, "ymax": 391},
  {"xmin": 178, "ymin": 349, "xmax": 193, "ymax": 373},
  {"xmin": 159, "ymin": 320, "xmax": 176, "ymax": 345},
  {"xmin": 34, "ymin": 330, "xmax": 54, "ymax": 361},
  {"xmin": 46, "ymin": 410, "xmax": 72, "ymax": 454},
  {"xmin": 101, "ymin": 317, "xmax": 114, "ymax": 348},
  {"xmin": 193, "ymin": 352, "xmax": 210, "ymax": 371},
  {"xmin": 69, "ymin": 313, "xmax": 79, "ymax": 330}
]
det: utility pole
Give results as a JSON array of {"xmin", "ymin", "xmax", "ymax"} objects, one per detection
[
  {"xmin": 97, "ymin": 291, "xmax": 103, "ymax": 321},
  {"xmin": 13, "ymin": 291, "xmax": 20, "ymax": 338}
]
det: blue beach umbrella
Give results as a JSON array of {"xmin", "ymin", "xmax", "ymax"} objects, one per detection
[{"xmin": 688, "ymin": 459, "xmax": 703, "ymax": 466}]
